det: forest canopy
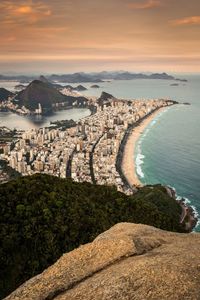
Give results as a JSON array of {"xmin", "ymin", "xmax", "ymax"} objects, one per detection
[{"xmin": 0, "ymin": 174, "xmax": 184, "ymax": 298}]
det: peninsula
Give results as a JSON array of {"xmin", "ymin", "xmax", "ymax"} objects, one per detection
[{"xmin": 1, "ymin": 95, "xmax": 175, "ymax": 194}]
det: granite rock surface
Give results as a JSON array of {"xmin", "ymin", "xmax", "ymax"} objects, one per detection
[{"xmin": 5, "ymin": 223, "xmax": 200, "ymax": 300}]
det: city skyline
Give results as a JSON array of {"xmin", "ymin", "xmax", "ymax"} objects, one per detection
[{"xmin": 0, "ymin": 0, "xmax": 200, "ymax": 73}]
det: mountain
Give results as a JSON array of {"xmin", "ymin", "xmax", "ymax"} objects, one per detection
[
  {"xmin": 74, "ymin": 85, "xmax": 87, "ymax": 91},
  {"xmin": 0, "ymin": 88, "xmax": 14, "ymax": 102},
  {"xmin": 97, "ymin": 91, "xmax": 116, "ymax": 106},
  {"xmin": 0, "ymin": 71, "xmax": 187, "ymax": 83},
  {"xmin": 5, "ymin": 222, "xmax": 200, "ymax": 300},
  {"xmin": 38, "ymin": 75, "xmax": 50, "ymax": 84},
  {"xmin": 148, "ymin": 72, "xmax": 175, "ymax": 80},
  {"xmin": 38, "ymin": 75, "xmax": 64, "ymax": 89},
  {"xmin": 16, "ymin": 80, "xmax": 88, "ymax": 111},
  {"xmin": 0, "ymin": 174, "xmax": 187, "ymax": 298},
  {"xmin": 49, "ymin": 72, "xmax": 186, "ymax": 82},
  {"xmin": 49, "ymin": 73, "xmax": 103, "ymax": 83}
]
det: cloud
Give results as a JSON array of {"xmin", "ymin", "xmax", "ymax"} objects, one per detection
[
  {"xmin": 171, "ymin": 16, "xmax": 200, "ymax": 26},
  {"xmin": 0, "ymin": 0, "xmax": 52, "ymax": 26},
  {"xmin": 128, "ymin": 0, "xmax": 161, "ymax": 9},
  {"xmin": 15, "ymin": 6, "xmax": 33, "ymax": 14}
]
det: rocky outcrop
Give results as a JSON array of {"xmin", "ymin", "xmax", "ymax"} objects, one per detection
[
  {"xmin": 97, "ymin": 91, "xmax": 116, "ymax": 107},
  {"xmin": 5, "ymin": 223, "xmax": 200, "ymax": 300}
]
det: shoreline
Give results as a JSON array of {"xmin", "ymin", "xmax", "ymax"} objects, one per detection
[
  {"xmin": 121, "ymin": 107, "xmax": 166, "ymax": 189},
  {"xmin": 166, "ymin": 186, "xmax": 199, "ymax": 232},
  {"xmin": 120, "ymin": 107, "xmax": 199, "ymax": 232}
]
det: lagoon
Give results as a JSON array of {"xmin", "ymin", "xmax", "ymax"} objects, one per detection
[{"xmin": 0, "ymin": 108, "xmax": 91, "ymax": 130}]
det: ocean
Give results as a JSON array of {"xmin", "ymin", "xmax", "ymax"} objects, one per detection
[
  {"xmin": 1, "ymin": 75, "xmax": 200, "ymax": 230},
  {"xmin": 81, "ymin": 75, "xmax": 200, "ymax": 231}
]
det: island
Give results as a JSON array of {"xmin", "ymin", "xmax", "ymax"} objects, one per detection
[
  {"xmin": 91, "ymin": 84, "xmax": 100, "ymax": 88},
  {"xmin": 170, "ymin": 83, "xmax": 179, "ymax": 86}
]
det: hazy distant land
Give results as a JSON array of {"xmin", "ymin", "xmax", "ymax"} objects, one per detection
[{"xmin": 0, "ymin": 71, "xmax": 187, "ymax": 84}]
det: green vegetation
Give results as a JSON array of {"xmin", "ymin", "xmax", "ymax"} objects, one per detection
[
  {"xmin": 0, "ymin": 174, "xmax": 184, "ymax": 298},
  {"xmin": 50, "ymin": 119, "xmax": 77, "ymax": 130},
  {"xmin": 0, "ymin": 160, "xmax": 21, "ymax": 182}
]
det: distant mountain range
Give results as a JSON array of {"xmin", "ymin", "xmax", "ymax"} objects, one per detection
[{"xmin": 0, "ymin": 71, "xmax": 187, "ymax": 83}]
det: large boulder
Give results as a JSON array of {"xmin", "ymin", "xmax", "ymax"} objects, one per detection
[{"xmin": 5, "ymin": 223, "xmax": 200, "ymax": 300}]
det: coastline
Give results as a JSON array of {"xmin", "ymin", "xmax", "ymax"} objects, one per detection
[
  {"xmin": 120, "ymin": 107, "xmax": 199, "ymax": 232},
  {"xmin": 121, "ymin": 107, "xmax": 166, "ymax": 189},
  {"xmin": 166, "ymin": 186, "xmax": 199, "ymax": 232}
]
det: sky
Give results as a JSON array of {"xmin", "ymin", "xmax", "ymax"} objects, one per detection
[{"xmin": 0, "ymin": 0, "xmax": 200, "ymax": 74}]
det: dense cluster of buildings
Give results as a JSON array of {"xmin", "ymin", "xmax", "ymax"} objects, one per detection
[
  {"xmin": 0, "ymin": 99, "xmax": 43, "ymax": 115},
  {"xmin": 1, "ymin": 97, "xmax": 175, "ymax": 192},
  {"xmin": 0, "ymin": 99, "xmax": 30, "ymax": 115}
]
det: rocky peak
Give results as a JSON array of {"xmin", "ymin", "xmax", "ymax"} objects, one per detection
[
  {"xmin": 5, "ymin": 223, "xmax": 200, "ymax": 300},
  {"xmin": 97, "ymin": 91, "xmax": 116, "ymax": 106},
  {"xmin": 38, "ymin": 75, "xmax": 51, "ymax": 84}
]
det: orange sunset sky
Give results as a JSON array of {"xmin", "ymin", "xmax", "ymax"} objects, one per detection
[{"xmin": 0, "ymin": 0, "xmax": 200, "ymax": 74}]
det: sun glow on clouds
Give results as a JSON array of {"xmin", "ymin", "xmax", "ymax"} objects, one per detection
[
  {"xmin": 0, "ymin": 0, "xmax": 200, "ymax": 72},
  {"xmin": 171, "ymin": 16, "xmax": 200, "ymax": 26},
  {"xmin": 128, "ymin": 0, "xmax": 161, "ymax": 9},
  {"xmin": 16, "ymin": 6, "xmax": 33, "ymax": 14},
  {"xmin": 0, "ymin": 0, "xmax": 52, "ymax": 25}
]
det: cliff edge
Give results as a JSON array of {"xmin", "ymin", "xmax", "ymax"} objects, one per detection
[{"xmin": 5, "ymin": 223, "xmax": 200, "ymax": 300}]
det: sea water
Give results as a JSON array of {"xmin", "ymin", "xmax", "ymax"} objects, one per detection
[
  {"xmin": 82, "ymin": 75, "xmax": 200, "ymax": 231},
  {"xmin": 0, "ymin": 109, "xmax": 91, "ymax": 130}
]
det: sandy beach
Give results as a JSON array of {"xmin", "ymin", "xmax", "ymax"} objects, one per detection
[{"xmin": 121, "ymin": 107, "xmax": 166, "ymax": 188}]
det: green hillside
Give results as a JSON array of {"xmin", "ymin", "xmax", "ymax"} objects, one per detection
[{"xmin": 0, "ymin": 174, "xmax": 184, "ymax": 298}]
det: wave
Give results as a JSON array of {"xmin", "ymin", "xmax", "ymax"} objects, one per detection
[
  {"xmin": 134, "ymin": 106, "xmax": 200, "ymax": 224},
  {"xmin": 135, "ymin": 145, "xmax": 145, "ymax": 178},
  {"xmin": 150, "ymin": 120, "xmax": 157, "ymax": 126},
  {"xmin": 134, "ymin": 107, "xmax": 200, "ymax": 231}
]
